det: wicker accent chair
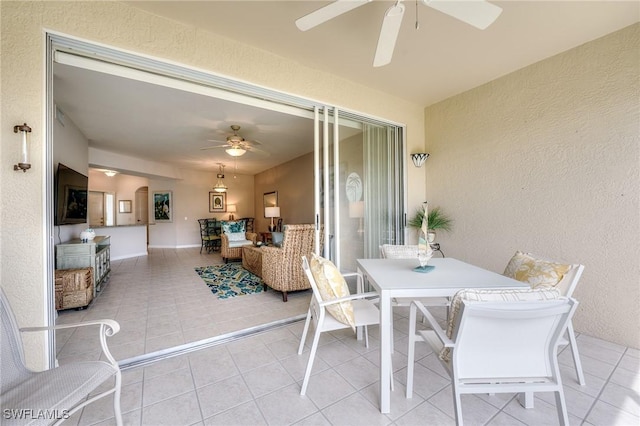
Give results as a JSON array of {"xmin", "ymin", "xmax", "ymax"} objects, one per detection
[
  {"xmin": 261, "ymin": 224, "xmax": 323, "ymax": 302},
  {"xmin": 221, "ymin": 231, "xmax": 257, "ymax": 263}
]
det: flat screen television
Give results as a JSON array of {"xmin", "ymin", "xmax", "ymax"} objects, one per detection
[{"xmin": 55, "ymin": 163, "xmax": 88, "ymax": 225}]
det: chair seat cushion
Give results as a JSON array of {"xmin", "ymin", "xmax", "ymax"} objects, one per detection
[
  {"xmin": 2, "ymin": 361, "xmax": 117, "ymax": 424},
  {"xmin": 309, "ymin": 253, "xmax": 355, "ymax": 331},
  {"xmin": 227, "ymin": 239, "xmax": 253, "ymax": 248},
  {"xmin": 503, "ymin": 251, "xmax": 571, "ymax": 289}
]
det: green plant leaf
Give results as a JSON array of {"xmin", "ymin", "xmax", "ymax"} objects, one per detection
[{"xmin": 407, "ymin": 206, "xmax": 453, "ymax": 232}]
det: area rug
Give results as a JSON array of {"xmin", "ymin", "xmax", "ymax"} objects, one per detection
[{"xmin": 194, "ymin": 264, "xmax": 265, "ymax": 299}]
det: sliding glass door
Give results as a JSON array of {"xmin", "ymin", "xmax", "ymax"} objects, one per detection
[{"xmin": 314, "ymin": 108, "xmax": 405, "ymax": 272}]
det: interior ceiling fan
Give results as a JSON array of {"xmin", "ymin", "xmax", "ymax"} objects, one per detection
[
  {"xmin": 295, "ymin": 0, "xmax": 502, "ymax": 67},
  {"xmin": 201, "ymin": 125, "xmax": 269, "ymax": 157}
]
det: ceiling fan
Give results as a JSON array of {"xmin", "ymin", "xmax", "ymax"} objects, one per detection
[
  {"xmin": 295, "ymin": 0, "xmax": 502, "ymax": 67},
  {"xmin": 201, "ymin": 125, "xmax": 269, "ymax": 157}
]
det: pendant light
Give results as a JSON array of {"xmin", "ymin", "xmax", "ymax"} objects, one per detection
[{"xmin": 213, "ymin": 163, "xmax": 227, "ymax": 193}]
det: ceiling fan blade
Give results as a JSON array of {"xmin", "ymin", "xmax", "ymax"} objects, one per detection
[
  {"xmin": 247, "ymin": 146, "xmax": 271, "ymax": 157},
  {"xmin": 295, "ymin": 0, "xmax": 371, "ymax": 31},
  {"xmin": 373, "ymin": 2, "xmax": 406, "ymax": 68},
  {"xmin": 422, "ymin": 0, "xmax": 502, "ymax": 30},
  {"xmin": 199, "ymin": 145, "xmax": 227, "ymax": 151}
]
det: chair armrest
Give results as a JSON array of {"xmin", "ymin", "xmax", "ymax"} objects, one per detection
[
  {"xmin": 342, "ymin": 272, "xmax": 365, "ymax": 294},
  {"xmin": 21, "ymin": 319, "xmax": 121, "ymax": 366},
  {"xmin": 412, "ymin": 301, "xmax": 453, "ymax": 348},
  {"xmin": 21, "ymin": 319, "xmax": 120, "ymax": 335},
  {"xmin": 319, "ymin": 291, "xmax": 379, "ymax": 307}
]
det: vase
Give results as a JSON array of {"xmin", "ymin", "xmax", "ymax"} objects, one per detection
[{"xmin": 80, "ymin": 228, "xmax": 96, "ymax": 242}]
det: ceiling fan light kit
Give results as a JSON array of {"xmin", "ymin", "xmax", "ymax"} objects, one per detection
[
  {"xmin": 296, "ymin": 0, "xmax": 502, "ymax": 67},
  {"xmin": 225, "ymin": 147, "xmax": 246, "ymax": 157},
  {"xmin": 201, "ymin": 124, "xmax": 267, "ymax": 158}
]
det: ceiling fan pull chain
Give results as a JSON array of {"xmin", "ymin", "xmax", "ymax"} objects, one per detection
[{"xmin": 415, "ymin": 0, "xmax": 420, "ymax": 29}]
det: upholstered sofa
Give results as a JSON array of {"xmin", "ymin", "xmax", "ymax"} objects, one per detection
[
  {"xmin": 261, "ymin": 224, "xmax": 323, "ymax": 301},
  {"xmin": 220, "ymin": 220, "xmax": 257, "ymax": 263}
]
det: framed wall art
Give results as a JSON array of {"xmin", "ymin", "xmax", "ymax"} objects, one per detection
[
  {"xmin": 209, "ymin": 192, "xmax": 226, "ymax": 212},
  {"xmin": 153, "ymin": 191, "xmax": 172, "ymax": 222}
]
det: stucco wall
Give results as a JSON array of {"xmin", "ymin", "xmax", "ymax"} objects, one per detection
[
  {"xmin": 0, "ymin": 1, "xmax": 425, "ymax": 368},
  {"xmin": 425, "ymin": 24, "xmax": 639, "ymax": 348}
]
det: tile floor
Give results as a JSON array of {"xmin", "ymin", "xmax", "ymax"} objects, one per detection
[{"xmin": 56, "ymin": 248, "xmax": 639, "ymax": 425}]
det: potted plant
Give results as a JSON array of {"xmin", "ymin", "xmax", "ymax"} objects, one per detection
[{"xmin": 407, "ymin": 206, "xmax": 453, "ymax": 242}]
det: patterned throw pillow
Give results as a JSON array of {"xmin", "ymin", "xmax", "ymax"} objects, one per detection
[
  {"xmin": 309, "ymin": 253, "xmax": 355, "ymax": 331},
  {"xmin": 440, "ymin": 287, "xmax": 561, "ymax": 362},
  {"xmin": 221, "ymin": 220, "xmax": 245, "ymax": 234},
  {"xmin": 503, "ymin": 251, "xmax": 571, "ymax": 289}
]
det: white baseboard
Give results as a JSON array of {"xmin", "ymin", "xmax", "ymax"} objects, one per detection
[{"xmin": 111, "ymin": 252, "xmax": 148, "ymax": 261}]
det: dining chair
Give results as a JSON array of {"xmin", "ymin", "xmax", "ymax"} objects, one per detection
[
  {"xmin": 503, "ymin": 251, "xmax": 586, "ymax": 386},
  {"xmin": 1, "ymin": 287, "xmax": 123, "ymax": 425},
  {"xmin": 298, "ymin": 254, "xmax": 389, "ymax": 395},
  {"xmin": 406, "ymin": 288, "xmax": 578, "ymax": 426},
  {"xmin": 379, "ymin": 244, "xmax": 450, "ymax": 352}
]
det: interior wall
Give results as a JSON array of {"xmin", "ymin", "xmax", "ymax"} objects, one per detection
[
  {"xmin": 254, "ymin": 152, "xmax": 314, "ymax": 233},
  {"xmin": 425, "ymin": 24, "xmax": 639, "ymax": 348},
  {"xmin": 1, "ymin": 0, "xmax": 424, "ymax": 369},
  {"xmin": 53, "ymin": 106, "xmax": 89, "ymax": 244}
]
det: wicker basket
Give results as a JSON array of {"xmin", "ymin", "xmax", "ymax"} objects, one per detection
[{"xmin": 55, "ymin": 268, "xmax": 93, "ymax": 310}]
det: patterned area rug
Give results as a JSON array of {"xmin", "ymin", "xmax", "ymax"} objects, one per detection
[{"xmin": 194, "ymin": 264, "xmax": 265, "ymax": 299}]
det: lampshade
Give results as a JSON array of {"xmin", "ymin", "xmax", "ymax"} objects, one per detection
[
  {"xmin": 225, "ymin": 147, "xmax": 246, "ymax": 157},
  {"xmin": 227, "ymin": 204, "xmax": 237, "ymax": 213},
  {"xmin": 349, "ymin": 201, "xmax": 365, "ymax": 218},
  {"xmin": 265, "ymin": 206, "xmax": 280, "ymax": 218}
]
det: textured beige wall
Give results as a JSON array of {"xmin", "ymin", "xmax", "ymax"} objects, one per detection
[
  {"xmin": 425, "ymin": 24, "xmax": 639, "ymax": 348},
  {"xmin": 0, "ymin": 1, "xmax": 425, "ymax": 367},
  {"xmin": 254, "ymin": 152, "xmax": 315, "ymax": 232}
]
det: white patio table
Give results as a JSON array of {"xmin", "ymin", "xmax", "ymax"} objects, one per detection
[{"xmin": 355, "ymin": 257, "xmax": 529, "ymax": 413}]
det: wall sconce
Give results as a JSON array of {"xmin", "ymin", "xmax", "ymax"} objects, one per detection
[
  {"xmin": 227, "ymin": 204, "xmax": 237, "ymax": 220},
  {"xmin": 13, "ymin": 123, "xmax": 32, "ymax": 172},
  {"xmin": 411, "ymin": 153, "xmax": 429, "ymax": 168}
]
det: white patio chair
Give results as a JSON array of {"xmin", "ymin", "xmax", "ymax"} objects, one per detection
[
  {"xmin": 298, "ymin": 255, "xmax": 389, "ymax": 396},
  {"xmin": 406, "ymin": 288, "xmax": 578, "ymax": 426},
  {"xmin": 379, "ymin": 244, "xmax": 450, "ymax": 352},
  {"xmin": 503, "ymin": 251, "xmax": 586, "ymax": 386},
  {"xmin": 1, "ymin": 287, "xmax": 122, "ymax": 426}
]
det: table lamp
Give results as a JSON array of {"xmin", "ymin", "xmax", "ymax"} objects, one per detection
[
  {"xmin": 227, "ymin": 204, "xmax": 236, "ymax": 220},
  {"xmin": 348, "ymin": 201, "xmax": 365, "ymax": 234},
  {"xmin": 265, "ymin": 206, "xmax": 280, "ymax": 232}
]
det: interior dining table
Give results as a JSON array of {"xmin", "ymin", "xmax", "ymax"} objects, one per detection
[{"xmin": 355, "ymin": 257, "xmax": 529, "ymax": 414}]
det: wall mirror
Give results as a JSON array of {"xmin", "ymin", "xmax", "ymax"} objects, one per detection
[
  {"xmin": 263, "ymin": 191, "xmax": 277, "ymax": 217},
  {"xmin": 119, "ymin": 200, "xmax": 132, "ymax": 213}
]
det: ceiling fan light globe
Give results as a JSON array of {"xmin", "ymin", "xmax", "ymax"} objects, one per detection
[{"xmin": 226, "ymin": 147, "xmax": 247, "ymax": 157}]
